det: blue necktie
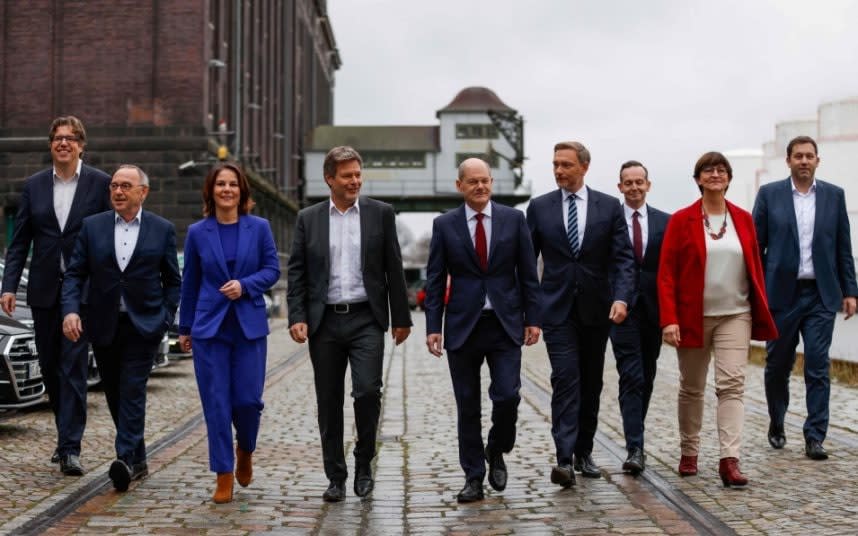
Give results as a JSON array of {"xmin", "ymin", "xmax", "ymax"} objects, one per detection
[{"xmin": 567, "ymin": 194, "xmax": 579, "ymax": 257}]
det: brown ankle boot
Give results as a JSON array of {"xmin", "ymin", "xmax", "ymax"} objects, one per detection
[
  {"xmin": 236, "ymin": 447, "xmax": 253, "ymax": 487},
  {"xmin": 213, "ymin": 472, "xmax": 234, "ymax": 503},
  {"xmin": 718, "ymin": 457, "xmax": 748, "ymax": 487}
]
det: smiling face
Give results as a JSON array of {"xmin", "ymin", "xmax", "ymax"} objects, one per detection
[
  {"xmin": 456, "ymin": 158, "xmax": 493, "ymax": 212},
  {"xmin": 326, "ymin": 159, "xmax": 362, "ymax": 210},
  {"xmin": 49, "ymin": 125, "xmax": 83, "ymax": 169},
  {"xmin": 213, "ymin": 168, "xmax": 240, "ymax": 215},
  {"xmin": 617, "ymin": 165, "xmax": 650, "ymax": 209},
  {"xmin": 553, "ymin": 149, "xmax": 588, "ymax": 193},
  {"xmin": 110, "ymin": 167, "xmax": 148, "ymax": 221}
]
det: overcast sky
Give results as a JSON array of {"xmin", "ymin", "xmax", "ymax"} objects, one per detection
[{"xmin": 328, "ymin": 0, "xmax": 858, "ymax": 236}]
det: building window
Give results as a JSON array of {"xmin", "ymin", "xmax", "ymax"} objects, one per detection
[
  {"xmin": 361, "ymin": 151, "xmax": 427, "ymax": 169},
  {"xmin": 455, "ymin": 153, "xmax": 499, "ymax": 168},
  {"xmin": 455, "ymin": 124, "xmax": 498, "ymax": 139}
]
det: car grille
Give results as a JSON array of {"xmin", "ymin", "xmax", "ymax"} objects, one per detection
[{"xmin": 5, "ymin": 334, "xmax": 44, "ymax": 399}]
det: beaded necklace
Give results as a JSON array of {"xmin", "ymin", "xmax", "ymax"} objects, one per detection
[{"xmin": 702, "ymin": 207, "xmax": 728, "ymax": 240}]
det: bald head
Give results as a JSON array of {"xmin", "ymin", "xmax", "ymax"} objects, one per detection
[{"xmin": 457, "ymin": 157, "xmax": 491, "ymax": 180}]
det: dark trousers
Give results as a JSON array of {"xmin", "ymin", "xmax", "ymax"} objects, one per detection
[
  {"xmin": 765, "ymin": 283, "xmax": 836, "ymax": 442},
  {"xmin": 543, "ymin": 312, "xmax": 610, "ymax": 464},
  {"xmin": 193, "ymin": 311, "xmax": 267, "ymax": 473},
  {"xmin": 31, "ymin": 303, "xmax": 90, "ymax": 457},
  {"xmin": 609, "ymin": 308, "xmax": 663, "ymax": 450},
  {"xmin": 446, "ymin": 312, "xmax": 521, "ymax": 482},
  {"xmin": 309, "ymin": 306, "xmax": 384, "ymax": 481},
  {"xmin": 93, "ymin": 314, "xmax": 159, "ymax": 466}
]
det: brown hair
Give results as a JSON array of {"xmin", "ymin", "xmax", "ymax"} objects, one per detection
[
  {"xmin": 619, "ymin": 160, "xmax": 648, "ymax": 180},
  {"xmin": 786, "ymin": 135, "xmax": 818, "ymax": 158},
  {"xmin": 48, "ymin": 115, "xmax": 87, "ymax": 146},
  {"xmin": 323, "ymin": 146, "xmax": 363, "ymax": 179},
  {"xmin": 553, "ymin": 141, "xmax": 591, "ymax": 166},
  {"xmin": 202, "ymin": 163, "xmax": 254, "ymax": 216},
  {"xmin": 693, "ymin": 152, "xmax": 732, "ymax": 194}
]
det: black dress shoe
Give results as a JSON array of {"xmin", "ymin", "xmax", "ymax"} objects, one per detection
[
  {"xmin": 60, "ymin": 454, "xmax": 85, "ymax": 476},
  {"xmin": 573, "ymin": 454, "xmax": 601, "ymax": 478},
  {"xmin": 353, "ymin": 465, "xmax": 374, "ymax": 497},
  {"xmin": 323, "ymin": 480, "xmax": 346, "ymax": 502},
  {"xmin": 622, "ymin": 448, "xmax": 645, "ymax": 475},
  {"xmin": 456, "ymin": 479, "xmax": 484, "ymax": 503},
  {"xmin": 51, "ymin": 450, "xmax": 60, "ymax": 464},
  {"xmin": 805, "ymin": 440, "xmax": 829, "ymax": 460},
  {"xmin": 109, "ymin": 459, "xmax": 132, "ymax": 491},
  {"xmin": 131, "ymin": 462, "xmax": 149, "ymax": 481},
  {"xmin": 768, "ymin": 423, "xmax": 786, "ymax": 449},
  {"xmin": 485, "ymin": 446, "xmax": 507, "ymax": 492},
  {"xmin": 550, "ymin": 464, "xmax": 576, "ymax": 488}
]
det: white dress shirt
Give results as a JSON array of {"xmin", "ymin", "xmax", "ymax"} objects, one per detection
[
  {"xmin": 792, "ymin": 178, "xmax": 816, "ymax": 280},
  {"xmin": 623, "ymin": 203, "xmax": 648, "ymax": 255},
  {"xmin": 562, "ymin": 186, "xmax": 587, "ymax": 250},
  {"xmin": 464, "ymin": 203, "xmax": 493, "ymax": 310},
  {"xmin": 54, "ymin": 160, "xmax": 82, "ymax": 271},
  {"xmin": 327, "ymin": 199, "xmax": 368, "ymax": 304},
  {"xmin": 115, "ymin": 208, "xmax": 143, "ymax": 311}
]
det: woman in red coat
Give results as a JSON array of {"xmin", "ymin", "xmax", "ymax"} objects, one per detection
[{"xmin": 658, "ymin": 152, "xmax": 777, "ymax": 487}]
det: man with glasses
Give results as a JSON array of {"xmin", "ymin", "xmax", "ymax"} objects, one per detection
[
  {"xmin": 1, "ymin": 116, "xmax": 111, "ymax": 476},
  {"xmin": 62, "ymin": 164, "xmax": 180, "ymax": 492}
]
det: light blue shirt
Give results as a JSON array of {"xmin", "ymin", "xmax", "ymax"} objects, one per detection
[{"xmin": 791, "ymin": 178, "xmax": 816, "ymax": 279}]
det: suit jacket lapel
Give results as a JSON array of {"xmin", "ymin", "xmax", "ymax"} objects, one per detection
[
  {"xmin": 64, "ymin": 165, "xmax": 89, "ymax": 234},
  {"xmin": 782, "ymin": 178, "xmax": 800, "ymax": 247},
  {"xmin": 689, "ymin": 200, "xmax": 706, "ymax": 267},
  {"xmin": 234, "ymin": 215, "xmax": 253, "ymax": 276},
  {"xmin": 318, "ymin": 202, "xmax": 331, "ymax": 276},
  {"xmin": 453, "ymin": 205, "xmax": 481, "ymax": 269},
  {"xmin": 358, "ymin": 198, "xmax": 369, "ymax": 273},
  {"xmin": 127, "ymin": 210, "xmax": 151, "ymax": 269},
  {"xmin": 811, "ymin": 180, "xmax": 827, "ymax": 246},
  {"xmin": 487, "ymin": 201, "xmax": 503, "ymax": 267},
  {"xmin": 38, "ymin": 173, "xmax": 63, "ymax": 233},
  {"xmin": 548, "ymin": 189, "xmax": 574, "ymax": 258},
  {"xmin": 643, "ymin": 206, "xmax": 657, "ymax": 262},
  {"xmin": 578, "ymin": 186, "xmax": 597, "ymax": 253},
  {"xmin": 203, "ymin": 216, "xmax": 231, "ymax": 280}
]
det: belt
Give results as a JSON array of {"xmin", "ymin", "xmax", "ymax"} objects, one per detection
[
  {"xmin": 326, "ymin": 302, "xmax": 370, "ymax": 314},
  {"xmin": 797, "ymin": 279, "xmax": 817, "ymax": 289}
]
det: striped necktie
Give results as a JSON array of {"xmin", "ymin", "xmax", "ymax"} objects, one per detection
[{"xmin": 567, "ymin": 193, "xmax": 579, "ymax": 257}]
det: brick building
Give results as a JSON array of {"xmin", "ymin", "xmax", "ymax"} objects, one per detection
[{"xmin": 0, "ymin": 0, "xmax": 340, "ymax": 253}]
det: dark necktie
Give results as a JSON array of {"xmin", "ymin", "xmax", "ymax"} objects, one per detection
[
  {"xmin": 475, "ymin": 213, "xmax": 488, "ymax": 271},
  {"xmin": 567, "ymin": 194, "xmax": 579, "ymax": 257},
  {"xmin": 632, "ymin": 210, "xmax": 643, "ymax": 264}
]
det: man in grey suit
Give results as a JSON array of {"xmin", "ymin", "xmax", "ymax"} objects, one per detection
[
  {"xmin": 287, "ymin": 146, "xmax": 412, "ymax": 502},
  {"xmin": 752, "ymin": 135, "xmax": 858, "ymax": 460}
]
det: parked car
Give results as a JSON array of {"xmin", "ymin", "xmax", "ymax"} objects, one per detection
[
  {"xmin": 407, "ymin": 279, "xmax": 426, "ymax": 310},
  {"xmin": 0, "ymin": 314, "xmax": 43, "ymax": 408}
]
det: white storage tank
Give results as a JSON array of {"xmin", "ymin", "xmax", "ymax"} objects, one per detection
[
  {"xmin": 818, "ymin": 97, "xmax": 858, "ymax": 139},
  {"xmin": 774, "ymin": 118, "xmax": 818, "ymax": 156}
]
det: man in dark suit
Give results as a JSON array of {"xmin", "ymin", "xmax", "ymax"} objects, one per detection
[
  {"xmin": 752, "ymin": 135, "xmax": 857, "ymax": 460},
  {"xmin": 526, "ymin": 141, "xmax": 636, "ymax": 487},
  {"xmin": 609, "ymin": 160, "xmax": 670, "ymax": 474},
  {"xmin": 61, "ymin": 164, "xmax": 181, "ymax": 491},
  {"xmin": 1, "ymin": 116, "xmax": 111, "ymax": 475},
  {"xmin": 287, "ymin": 146, "xmax": 412, "ymax": 502},
  {"xmin": 424, "ymin": 158, "xmax": 541, "ymax": 503}
]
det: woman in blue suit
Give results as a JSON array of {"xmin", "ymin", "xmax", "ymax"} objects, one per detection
[{"xmin": 179, "ymin": 163, "xmax": 280, "ymax": 503}]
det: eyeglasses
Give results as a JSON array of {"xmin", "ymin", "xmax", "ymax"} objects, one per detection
[
  {"xmin": 701, "ymin": 166, "xmax": 729, "ymax": 176},
  {"xmin": 50, "ymin": 135, "xmax": 80, "ymax": 144},
  {"xmin": 109, "ymin": 182, "xmax": 142, "ymax": 192}
]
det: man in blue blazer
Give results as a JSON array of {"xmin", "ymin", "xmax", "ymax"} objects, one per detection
[
  {"xmin": 527, "ymin": 141, "xmax": 636, "ymax": 486},
  {"xmin": 425, "ymin": 158, "xmax": 541, "ymax": 503},
  {"xmin": 61, "ymin": 165, "xmax": 181, "ymax": 491},
  {"xmin": 1, "ymin": 116, "xmax": 111, "ymax": 475},
  {"xmin": 752, "ymin": 136, "xmax": 858, "ymax": 460},
  {"xmin": 609, "ymin": 161, "xmax": 670, "ymax": 474}
]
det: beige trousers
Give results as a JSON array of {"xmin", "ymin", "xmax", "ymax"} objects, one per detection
[{"xmin": 676, "ymin": 312, "xmax": 751, "ymax": 459}]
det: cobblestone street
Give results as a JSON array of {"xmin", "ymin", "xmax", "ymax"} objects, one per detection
[{"xmin": 1, "ymin": 315, "xmax": 857, "ymax": 535}]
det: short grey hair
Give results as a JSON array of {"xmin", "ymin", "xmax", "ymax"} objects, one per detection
[
  {"xmin": 457, "ymin": 157, "xmax": 491, "ymax": 180},
  {"xmin": 554, "ymin": 141, "xmax": 591, "ymax": 166},
  {"xmin": 116, "ymin": 164, "xmax": 149, "ymax": 186},
  {"xmin": 323, "ymin": 146, "xmax": 363, "ymax": 178}
]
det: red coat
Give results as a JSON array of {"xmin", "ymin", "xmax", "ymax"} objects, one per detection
[{"xmin": 657, "ymin": 199, "xmax": 777, "ymax": 348}]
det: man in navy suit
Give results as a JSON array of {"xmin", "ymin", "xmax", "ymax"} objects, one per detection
[
  {"xmin": 1, "ymin": 116, "xmax": 111, "ymax": 475},
  {"xmin": 752, "ymin": 135, "xmax": 858, "ymax": 460},
  {"xmin": 425, "ymin": 158, "xmax": 541, "ymax": 503},
  {"xmin": 527, "ymin": 141, "xmax": 636, "ymax": 486},
  {"xmin": 609, "ymin": 160, "xmax": 670, "ymax": 474},
  {"xmin": 62, "ymin": 164, "xmax": 181, "ymax": 491}
]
